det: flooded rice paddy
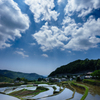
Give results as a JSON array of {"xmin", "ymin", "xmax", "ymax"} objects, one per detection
[
  {"xmin": 0, "ymin": 83, "xmax": 100, "ymax": 100},
  {"xmin": 0, "ymin": 93, "xmax": 20, "ymax": 100},
  {"xmin": 77, "ymin": 82, "xmax": 100, "ymax": 100}
]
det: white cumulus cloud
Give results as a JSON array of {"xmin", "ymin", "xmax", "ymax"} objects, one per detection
[
  {"xmin": 0, "ymin": 0, "xmax": 30, "ymax": 49},
  {"xmin": 58, "ymin": 0, "xmax": 62, "ymax": 4},
  {"xmin": 28, "ymin": 0, "xmax": 100, "ymax": 52},
  {"xmin": 64, "ymin": 0, "xmax": 100, "ymax": 17},
  {"xmin": 63, "ymin": 16, "xmax": 100, "ymax": 51},
  {"xmin": 33, "ymin": 22, "xmax": 70, "ymax": 51},
  {"xmin": 33, "ymin": 16, "xmax": 100, "ymax": 51},
  {"xmin": 24, "ymin": 0, "xmax": 59, "ymax": 23},
  {"xmin": 42, "ymin": 54, "xmax": 48, "ymax": 58}
]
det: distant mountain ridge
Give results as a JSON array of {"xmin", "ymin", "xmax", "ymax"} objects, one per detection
[
  {"xmin": 0, "ymin": 69, "xmax": 45, "ymax": 81},
  {"xmin": 49, "ymin": 59, "xmax": 100, "ymax": 77}
]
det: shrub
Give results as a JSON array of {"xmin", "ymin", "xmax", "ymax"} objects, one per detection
[
  {"xmin": 52, "ymin": 86, "xmax": 56, "ymax": 90},
  {"xmin": 76, "ymin": 77, "xmax": 81, "ymax": 82},
  {"xmin": 36, "ymin": 86, "xmax": 49, "ymax": 91}
]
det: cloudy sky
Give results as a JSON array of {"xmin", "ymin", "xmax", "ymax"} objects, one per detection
[{"xmin": 0, "ymin": 0, "xmax": 100, "ymax": 75}]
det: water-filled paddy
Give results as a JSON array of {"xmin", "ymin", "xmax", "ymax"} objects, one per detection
[
  {"xmin": 0, "ymin": 83, "xmax": 100, "ymax": 100},
  {"xmin": 0, "ymin": 93, "xmax": 20, "ymax": 100}
]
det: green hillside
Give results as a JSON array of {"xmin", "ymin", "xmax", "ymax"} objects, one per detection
[
  {"xmin": 49, "ymin": 59, "xmax": 100, "ymax": 77},
  {"xmin": 0, "ymin": 70, "xmax": 44, "ymax": 82},
  {"xmin": 0, "ymin": 74, "xmax": 13, "ymax": 82}
]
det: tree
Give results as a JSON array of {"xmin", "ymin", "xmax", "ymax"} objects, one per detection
[
  {"xmin": 91, "ymin": 70, "xmax": 100, "ymax": 79},
  {"xmin": 76, "ymin": 76, "xmax": 81, "ymax": 82},
  {"xmin": 21, "ymin": 78, "xmax": 28, "ymax": 82},
  {"xmin": 38, "ymin": 78, "xmax": 42, "ymax": 81},
  {"xmin": 16, "ymin": 77, "xmax": 21, "ymax": 81},
  {"xmin": 49, "ymin": 59, "xmax": 100, "ymax": 77}
]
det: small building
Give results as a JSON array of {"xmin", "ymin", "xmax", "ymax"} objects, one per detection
[
  {"xmin": 85, "ymin": 72, "xmax": 93, "ymax": 79},
  {"xmin": 86, "ymin": 72, "xmax": 92, "ymax": 75},
  {"xmin": 14, "ymin": 80, "xmax": 20, "ymax": 83},
  {"xmin": 70, "ymin": 78, "xmax": 72, "ymax": 81},
  {"xmin": 54, "ymin": 78, "xmax": 61, "ymax": 82},
  {"xmin": 80, "ymin": 76, "xmax": 85, "ymax": 80},
  {"xmin": 64, "ymin": 75, "xmax": 68, "ymax": 78},
  {"xmin": 45, "ymin": 78, "xmax": 49, "ymax": 82},
  {"xmin": 20, "ymin": 81, "xmax": 24, "ymax": 83},
  {"xmin": 84, "ymin": 76, "xmax": 92, "ymax": 79},
  {"xmin": 72, "ymin": 76, "xmax": 76, "ymax": 79},
  {"xmin": 61, "ymin": 78, "xmax": 68, "ymax": 81}
]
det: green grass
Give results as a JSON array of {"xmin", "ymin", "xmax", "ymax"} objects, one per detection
[
  {"xmin": 33, "ymin": 81, "xmax": 49, "ymax": 84},
  {"xmin": 52, "ymin": 86, "xmax": 57, "ymax": 90},
  {"xmin": 36, "ymin": 86, "xmax": 49, "ymax": 91},
  {"xmin": 81, "ymin": 86, "xmax": 88, "ymax": 100},
  {"xmin": 0, "ymin": 83, "xmax": 27, "ymax": 87},
  {"xmin": 71, "ymin": 82, "xmax": 88, "ymax": 100},
  {"xmin": 27, "ymin": 84, "xmax": 33, "ymax": 87},
  {"xmin": 83, "ymin": 79, "xmax": 100, "ymax": 86}
]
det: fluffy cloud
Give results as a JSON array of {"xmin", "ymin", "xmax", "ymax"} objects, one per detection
[
  {"xmin": 63, "ymin": 16, "xmax": 100, "ymax": 50},
  {"xmin": 24, "ymin": 0, "xmax": 59, "ymax": 23},
  {"xmin": 62, "ymin": 16, "xmax": 75, "ymax": 25},
  {"xmin": 28, "ymin": 0, "xmax": 100, "ymax": 51},
  {"xmin": 33, "ymin": 22, "xmax": 70, "ymax": 51},
  {"xmin": 65, "ymin": 0, "xmax": 100, "ymax": 17},
  {"xmin": 15, "ymin": 48, "xmax": 29, "ymax": 58},
  {"xmin": 0, "ymin": 0, "xmax": 30, "ymax": 49},
  {"xmin": 58, "ymin": 0, "xmax": 62, "ymax": 4},
  {"xmin": 42, "ymin": 54, "xmax": 48, "ymax": 58},
  {"xmin": 33, "ymin": 16, "xmax": 100, "ymax": 51}
]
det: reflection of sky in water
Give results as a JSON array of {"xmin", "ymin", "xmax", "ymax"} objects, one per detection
[
  {"xmin": 24, "ymin": 86, "xmax": 36, "ymax": 90},
  {"xmin": 86, "ymin": 93, "xmax": 100, "ymax": 100},
  {"xmin": 0, "ymin": 84, "xmax": 36, "ymax": 94},
  {"xmin": 0, "ymin": 87, "xmax": 7, "ymax": 92},
  {"xmin": 38, "ymin": 84, "xmax": 61, "ymax": 91},
  {"xmin": 76, "ymin": 82, "xmax": 100, "ymax": 100},
  {"xmin": 0, "ymin": 94, "xmax": 20, "ymax": 100},
  {"xmin": 70, "ymin": 92, "xmax": 83, "ymax": 100},
  {"xmin": 51, "ymin": 85, "xmax": 60, "ymax": 92},
  {"xmin": 38, "ymin": 84, "xmax": 49, "ymax": 86},
  {"xmin": 31, "ymin": 87, "xmax": 54, "ymax": 99},
  {"xmin": 1, "ymin": 83, "xmax": 100, "ymax": 100},
  {"xmin": 38, "ymin": 88, "xmax": 73, "ymax": 100},
  {"xmin": 23, "ymin": 84, "xmax": 61, "ymax": 99}
]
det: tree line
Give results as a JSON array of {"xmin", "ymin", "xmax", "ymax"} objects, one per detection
[{"xmin": 49, "ymin": 58, "xmax": 100, "ymax": 77}]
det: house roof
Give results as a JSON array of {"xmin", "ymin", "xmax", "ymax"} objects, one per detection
[{"xmin": 87, "ymin": 72, "xmax": 92, "ymax": 75}]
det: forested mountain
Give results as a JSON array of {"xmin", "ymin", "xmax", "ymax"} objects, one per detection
[
  {"xmin": 49, "ymin": 59, "xmax": 100, "ymax": 77},
  {"xmin": 0, "ymin": 74, "xmax": 13, "ymax": 82},
  {"xmin": 0, "ymin": 70, "xmax": 44, "ymax": 82}
]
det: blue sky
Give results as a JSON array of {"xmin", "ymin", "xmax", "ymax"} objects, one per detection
[{"xmin": 0, "ymin": 0, "xmax": 100, "ymax": 75}]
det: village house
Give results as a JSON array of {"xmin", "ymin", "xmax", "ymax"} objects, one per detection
[
  {"xmin": 84, "ymin": 72, "xmax": 93, "ymax": 79},
  {"xmin": 61, "ymin": 78, "xmax": 68, "ymax": 81}
]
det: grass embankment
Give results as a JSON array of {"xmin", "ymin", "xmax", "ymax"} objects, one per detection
[
  {"xmin": 71, "ymin": 82, "xmax": 88, "ymax": 100},
  {"xmin": 0, "ymin": 82, "xmax": 27, "ymax": 87},
  {"xmin": 83, "ymin": 79, "xmax": 100, "ymax": 86},
  {"xmin": 9, "ymin": 86, "xmax": 49, "ymax": 100},
  {"xmin": 30, "ymin": 81, "xmax": 54, "ymax": 85},
  {"xmin": 27, "ymin": 84, "xmax": 33, "ymax": 87},
  {"xmin": 52, "ymin": 86, "xmax": 57, "ymax": 91},
  {"xmin": 53, "ymin": 83, "xmax": 65, "ymax": 94},
  {"xmin": 53, "ymin": 87, "xmax": 64, "ymax": 94},
  {"xmin": 66, "ymin": 82, "xmax": 76, "ymax": 100}
]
